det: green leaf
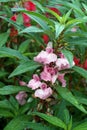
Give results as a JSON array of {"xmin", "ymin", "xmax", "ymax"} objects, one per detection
[
  {"xmin": 0, "ymin": 16, "xmax": 22, "ymax": 30},
  {"xmin": 0, "ymin": 70, "xmax": 8, "ymax": 78},
  {"xmin": 0, "ymin": 32, "xmax": 9, "ymax": 47},
  {"xmin": 63, "ymin": 109, "xmax": 70, "ymax": 124},
  {"xmin": 4, "ymin": 115, "xmax": 48, "ymax": 130},
  {"xmin": 0, "ymin": 47, "xmax": 28, "ymax": 61},
  {"xmin": 12, "ymin": 8, "xmax": 54, "ymax": 27},
  {"xmin": 56, "ymin": 86, "xmax": 87, "ymax": 114},
  {"xmin": 76, "ymin": 96, "xmax": 87, "ymax": 106},
  {"xmin": 32, "ymin": 112, "xmax": 67, "ymax": 129},
  {"xmin": 9, "ymin": 61, "xmax": 41, "ymax": 78},
  {"xmin": 82, "ymin": 3, "xmax": 87, "ymax": 12},
  {"xmin": 9, "ymin": 96, "xmax": 19, "ymax": 111},
  {"xmin": 19, "ymin": 99, "xmax": 37, "ymax": 114},
  {"xmin": 55, "ymin": 22, "xmax": 65, "ymax": 38},
  {"xmin": 0, "ymin": 109, "xmax": 13, "ymax": 117},
  {"xmin": 67, "ymin": 117, "xmax": 72, "ymax": 130},
  {"xmin": 73, "ymin": 66, "xmax": 87, "ymax": 79},
  {"xmin": 54, "ymin": 1, "xmax": 84, "ymax": 17},
  {"xmin": 45, "ymin": 8, "xmax": 62, "ymax": 22},
  {"xmin": 4, "ymin": 115, "xmax": 29, "ymax": 130},
  {"xmin": 62, "ymin": 49, "xmax": 74, "ymax": 67},
  {"xmin": 0, "ymin": 85, "xmax": 31, "ymax": 95},
  {"xmin": 33, "ymin": 1, "xmax": 45, "ymax": 13},
  {"xmin": 62, "ymin": 9, "xmax": 72, "ymax": 24},
  {"xmin": 73, "ymin": 121, "xmax": 87, "ymax": 130},
  {"xmin": 19, "ymin": 26, "xmax": 44, "ymax": 34},
  {"xmin": 0, "ymin": 100, "xmax": 13, "ymax": 110},
  {"xmin": 18, "ymin": 39, "xmax": 30, "ymax": 53},
  {"xmin": 16, "ymin": 14, "xmax": 23, "ymax": 26},
  {"xmin": 17, "ymin": 9, "xmax": 50, "ymax": 31}
]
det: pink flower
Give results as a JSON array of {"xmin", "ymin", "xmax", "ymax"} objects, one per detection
[
  {"xmin": 40, "ymin": 66, "xmax": 58, "ymax": 84},
  {"xmin": 40, "ymin": 83, "xmax": 47, "ymax": 89},
  {"xmin": 34, "ymin": 47, "xmax": 57, "ymax": 64},
  {"xmin": 58, "ymin": 73, "xmax": 66, "ymax": 87},
  {"xmin": 16, "ymin": 91, "xmax": 28, "ymax": 105},
  {"xmin": 56, "ymin": 58, "xmax": 75, "ymax": 70},
  {"xmin": 71, "ymin": 27, "xmax": 77, "ymax": 32},
  {"xmin": 40, "ymin": 66, "xmax": 52, "ymax": 82},
  {"xmin": 51, "ymin": 73, "xmax": 58, "ymax": 84},
  {"xmin": 27, "ymin": 74, "xmax": 41, "ymax": 90},
  {"xmin": 23, "ymin": 1, "xmax": 36, "ymax": 11},
  {"xmin": 58, "ymin": 52, "xmax": 65, "ymax": 58},
  {"xmin": 35, "ymin": 87, "xmax": 52, "ymax": 100}
]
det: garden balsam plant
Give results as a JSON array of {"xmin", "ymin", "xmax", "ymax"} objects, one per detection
[{"xmin": 0, "ymin": 0, "xmax": 87, "ymax": 130}]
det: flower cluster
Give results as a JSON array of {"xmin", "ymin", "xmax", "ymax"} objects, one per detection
[
  {"xmin": 10, "ymin": 0, "xmax": 36, "ymax": 38},
  {"xmin": 11, "ymin": 0, "xmax": 36, "ymax": 27},
  {"xmin": 27, "ymin": 42, "xmax": 75, "ymax": 100},
  {"xmin": 10, "ymin": 1, "xmax": 61, "ymax": 44}
]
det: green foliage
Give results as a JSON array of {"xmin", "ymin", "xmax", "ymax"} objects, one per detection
[
  {"xmin": 4, "ymin": 115, "xmax": 50, "ymax": 130},
  {"xmin": 73, "ymin": 66, "xmax": 87, "ymax": 79},
  {"xmin": 0, "ymin": 0, "xmax": 87, "ymax": 130},
  {"xmin": 56, "ymin": 86, "xmax": 87, "ymax": 114},
  {"xmin": 0, "ymin": 32, "xmax": 9, "ymax": 47},
  {"xmin": 32, "ymin": 112, "xmax": 67, "ymax": 130},
  {"xmin": 9, "ymin": 61, "xmax": 41, "ymax": 77},
  {"xmin": 0, "ymin": 85, "xmax": 31, "ymax": 95},
  {"xmin": 0, "ymin": 47, "xmax": 28, "ymax": 60}
]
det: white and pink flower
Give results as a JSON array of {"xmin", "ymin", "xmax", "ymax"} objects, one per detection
[
  {"xmin": 27, "ymin": 74, "xmax": 41, "ymax": 90},
  {"xmin": 34, "ymin": 43, "xmax": 57, "ymax": 64},
  {"xmin": 35, "ymin": 86, "xmax": 52, "ymax": 100},
  {"xmin": 58, "ymin": 73, "xmax": 66, "ymax": 87},
  {"xmin": 40, "ymin": 65, "xmax": 58, "ymax": 84},
  {"xmin": 56, "ymin": 58, "xmax": 75, "ymax": 70}
]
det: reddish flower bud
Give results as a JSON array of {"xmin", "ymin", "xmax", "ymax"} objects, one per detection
[{"xmin": 42, "ymin": 34, "xmax": 49, "ymax": 44}]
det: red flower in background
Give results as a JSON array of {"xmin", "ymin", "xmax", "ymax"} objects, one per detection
[
  {"xmin": 10, "ymin": 1, "xmax": 36, "ymax": 28},
  {"xmin": 10, "ymin": 15, "xmax": 18, "ymax": 37},
  {"xmin": 74, "ymin": 57, "xmax": 80, "ymax": 66},
  {"xmin": 83, "ymin": 59, "xmax": 87, "ymax": 70},
  {"xmin": 10, "ymin": 27, "xmax": 18, "ymax": 37},
  {"xmin": 23, "ymin": 1, "xmax": 36, "ymax": 11},
  {"xmin": 42, "ymin": 34, "xmax": 49, "ymax": 44},
  {"xmin": 22, "ymin": 13, "xmax": 31, "ymax": 27},
  {"xmin": 45, "ymin": 7, "xmax": 61, "ymax": 18},
  {"xmin": 22, "ymin": 1, "xmax": 36, "ymax": 26},
  {"xmin": 11, "ymin": 14, "xmax": 17, "ymax": 21},
  {"xmin": 49, "ymin": 7, "xmax": 61, "ymax": 16},
  {"xmin": 74, "ymin": 56, "xmax": 87, "ymax": 70},
  {"xmin": 74, "ymin": 56, "xmax": 83, "ymax": 68}
]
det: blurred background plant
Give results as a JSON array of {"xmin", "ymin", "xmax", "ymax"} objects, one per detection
[{"xmin": 0, "ymin": 0, "xmax": 87, "ymax": 130}]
